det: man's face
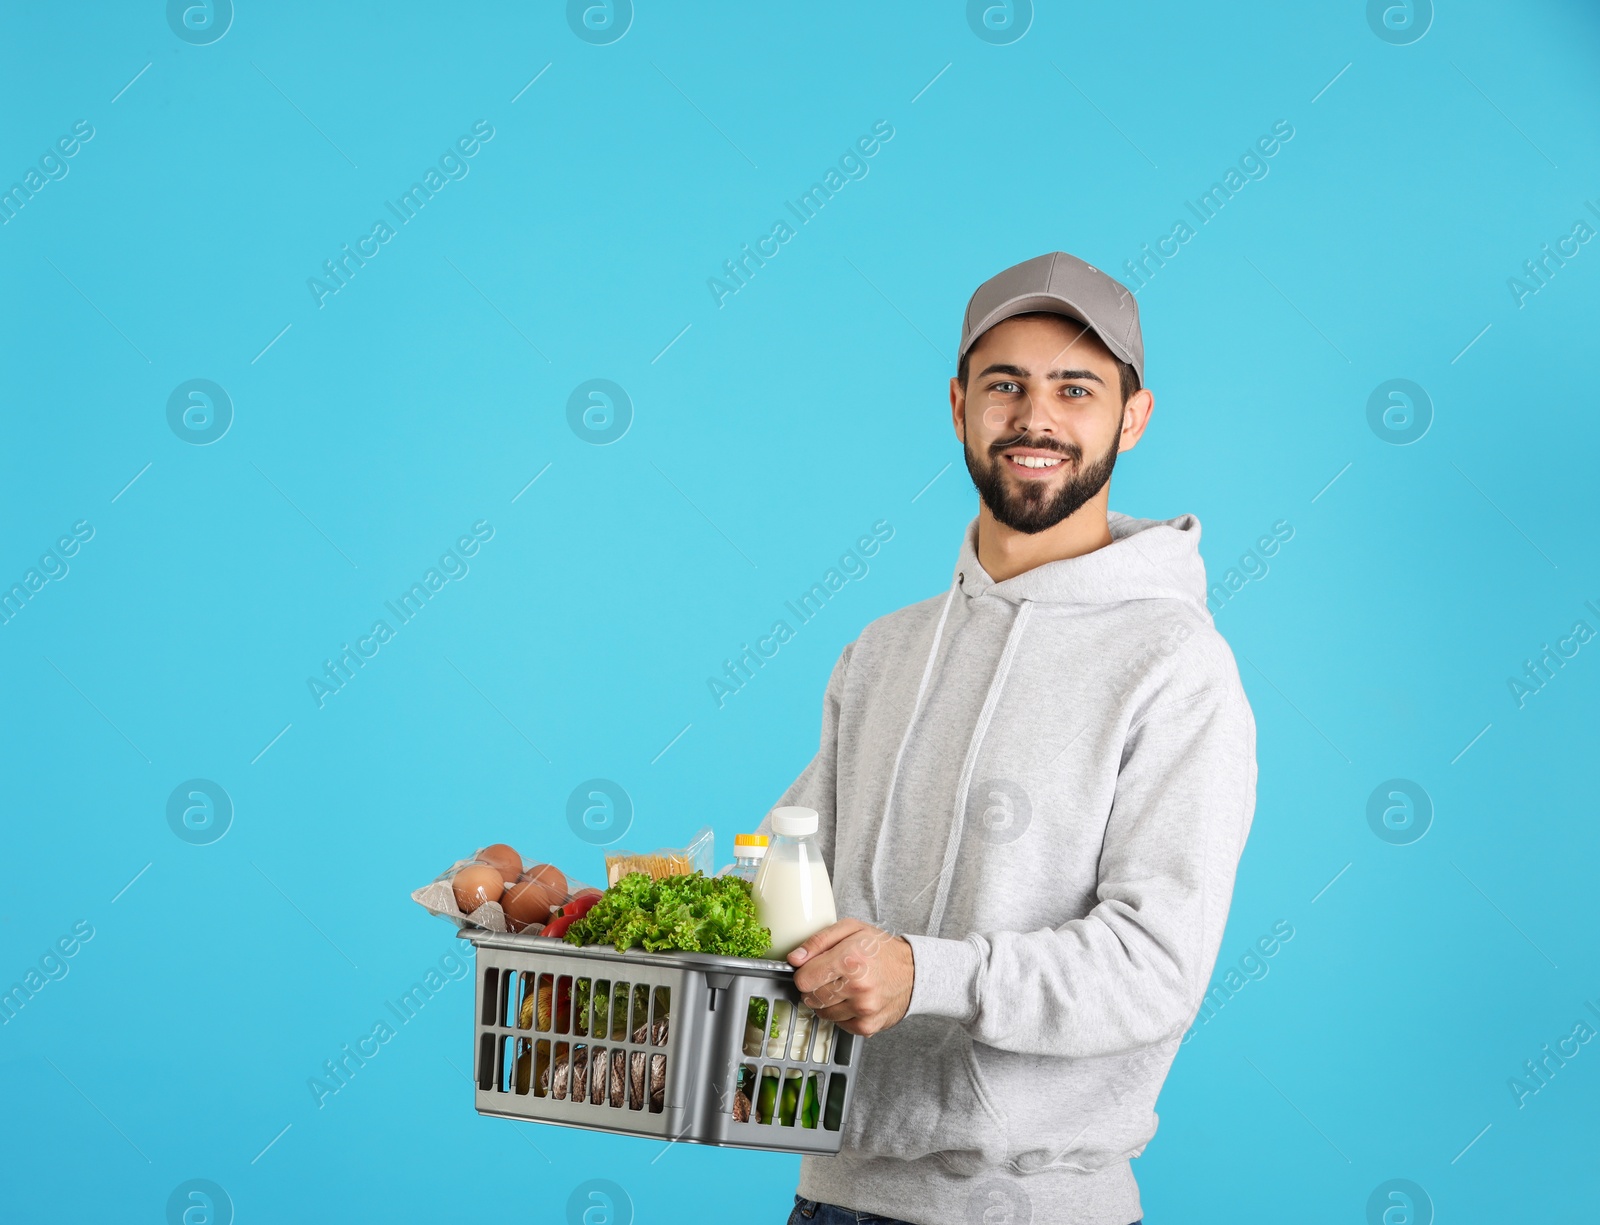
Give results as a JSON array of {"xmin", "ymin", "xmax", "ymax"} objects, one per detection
[{"xmin": 951, "ymin": 314, "xmax": 1132, "ymax": 535}]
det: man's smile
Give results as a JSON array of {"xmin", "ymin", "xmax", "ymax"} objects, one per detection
[{"xmin": 997, "ymin": 445, "xmax": 1075, "ymax": 478}]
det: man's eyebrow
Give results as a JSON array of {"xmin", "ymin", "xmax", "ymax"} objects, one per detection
[{"xmin": 976, "ymin": 362, "xmax": 1106, "ymax": 386}]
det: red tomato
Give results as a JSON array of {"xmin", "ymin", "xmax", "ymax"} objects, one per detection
[
  {"xmin": 561, "ymin": 892, "xmax": 602, "ymax": 921},
  {"xmin": 541, "ymin": 914, "xmax": 577, "ymax": 939}
]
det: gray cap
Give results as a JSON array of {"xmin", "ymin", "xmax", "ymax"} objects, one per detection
[{"xmin": 958, "ymin": 252, "xmax": 1143, "ymax": 384}]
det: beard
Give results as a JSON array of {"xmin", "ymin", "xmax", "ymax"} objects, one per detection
[{"xmin": 963, "ymin": 407, "xmax": 1124, "ymax": 535}]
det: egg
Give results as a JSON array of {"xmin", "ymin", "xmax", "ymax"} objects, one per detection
[
  {"xmin": 520, "ymin": 862, "xmax": 568, "ymax": 897},
  {"xmin": 477, "ymin": 843, "xmax": 523, "ymax": 884},
  {"xmin": 502, "ymin": 878, "xmax": 563, "ymax": 932},
  {"xmin": 452, "ymin": 863, "xmax": 504, "ymax": 914}
]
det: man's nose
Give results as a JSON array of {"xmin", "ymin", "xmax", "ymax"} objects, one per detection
[
  {"xmin": 983, "ymin": 390, "xmax": 1048, "ymax": 436},
  {"xmin": 985, "ymin": 402, "xmax": 1059, "ymax": 440}
]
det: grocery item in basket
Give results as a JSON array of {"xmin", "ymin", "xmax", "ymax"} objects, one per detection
[
  {"xmin": 555, "ymin": 890, "xmax": 603, "ymax": 921},
  {"xmin": 745, "ymin": 996, "xmax": 769, "ymax": 1054},
  {"xmin": 502, "ymin": 878, "xmax": 561, "ymax": 932},
  {"xmin": 520, "ymin": 862, "xmax": 568, "ymax": 893},
  {"xmin": 452, "ymin": 864, "xmax": 504, "ymax": 913},
  {"xmin": 527, "ymin": 976, "xmax": 573, "ymax": 1035},
  {"xmin": 773, "ymin": 999, "xmax": 833, "ymax": 1060},
  {"xmin": 604, "ymin": 825, "xmax": 714, "ymax": 887},
  {"xmin": 750, "ymin": 1068, "xmax": 819, "ymax": 1127},
  {"xmin": 551, "ymin": 1046, "xmax": 589, "ymax": 1100},
  {"xmin": 717, "ymin": 833, "xmax": 769, "ymax": 884},
  {"xmin": 743, "ymin": 997, "xmax": 834, "ymax": 1062},
  {"xmin": 513, "ymin": 978, "xmax": 572, "ymax": 1093},
  {"xmin": 477, "ymin": 844, "xmax": 523, "ymax": 884},
  {"xmin": 565, "ymin": 870, "xmax": 771, "ymax": 957},
  {"xmin": 532, "ymin": 889, "xmax": 602, "ymax": 940},
  {"xmin": 543, "ymin": 1019, "xmax": 668, "ymax": 1105},
  {"xmin": 540, "ymin": 913, "xmax": 576, "ymax": 940},
  {"xmin": 412, "ymin": 849, "xmax": 591, "ymax": 933},
  {"xmin": 753, "ymin": 807, "xmax": 837, "ymax": 958},
  {"xmin": 517, "ymin": 995, "xmax": 668, "ymax": 1110}
]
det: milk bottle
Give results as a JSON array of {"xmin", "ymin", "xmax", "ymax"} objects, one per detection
[{"xmin": 753, "ymin": 806, "xmax": 837, "ymax": 958}]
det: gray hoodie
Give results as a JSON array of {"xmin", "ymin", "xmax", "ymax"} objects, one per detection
[{"xmin": 759, "ymin": 511, "xmax": 1258, "ymax": 1225}]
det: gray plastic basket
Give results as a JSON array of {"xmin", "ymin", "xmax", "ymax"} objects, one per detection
[{"xmin": 467, "ymin": 929, "xmax": 861, "ymax": 1153}]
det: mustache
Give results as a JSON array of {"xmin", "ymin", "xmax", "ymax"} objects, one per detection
[{"xmin": 988, "ymin": 434, "xmax": 1080, "ymax": 461}]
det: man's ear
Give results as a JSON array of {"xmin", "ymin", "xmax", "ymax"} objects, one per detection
[
  {"xmin": 1118, "ymin": 387, "xmax": 1155, "ymax": 453},
  {"xmin": 949, "ymin": 375, "xmax": 966, "ymax": 444}
]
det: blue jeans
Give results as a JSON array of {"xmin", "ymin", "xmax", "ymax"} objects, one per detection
[{"xmin": 787, "ymin": 1196, "xmax": 1141, "ymax": 1225}]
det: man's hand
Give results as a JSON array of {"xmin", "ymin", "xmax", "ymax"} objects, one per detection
[{"xmin": 787, "ymin": 918, "xmax": 914, "ymax": 1037}]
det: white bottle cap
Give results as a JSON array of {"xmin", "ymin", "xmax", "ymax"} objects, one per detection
[{"xmin": 770, "ymin": 806, "xmax": 819, "ymax": 836}]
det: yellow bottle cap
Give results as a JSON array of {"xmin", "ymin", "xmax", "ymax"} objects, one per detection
[{"xmin": 734, "ymin": 833, "xmax": 769, "ymax": 847}]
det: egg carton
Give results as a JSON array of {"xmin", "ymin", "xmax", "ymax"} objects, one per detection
[
  {"xmin": 465, "ymin": 929, "xmax": 861, "ymax": 1153},
  {"xmin": 410, "ymin": 857, "xmax": 598, "ymax": 934}
]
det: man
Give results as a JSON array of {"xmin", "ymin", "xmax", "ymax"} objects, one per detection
[{"xmin": 759, "ymin": 252, "xmax": 1259, "ymax": 1225}]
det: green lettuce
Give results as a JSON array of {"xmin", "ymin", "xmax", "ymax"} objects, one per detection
[{"xmin": 566, "ymin": 871, "xmax": 771, "ymax": 958}]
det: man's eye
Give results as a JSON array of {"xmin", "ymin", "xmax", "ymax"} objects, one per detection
[
  {"xmin": 990, "ymin": 381, "xmax": 1021, "ymax": 394},
  {"xmin": 1063, "ymin": 385, "xmax": 1090, "ymax": 398}
]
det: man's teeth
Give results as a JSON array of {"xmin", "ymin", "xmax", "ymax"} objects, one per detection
[{"xmin": 1007, "ymin": 455, "xmax": 1062, "ymax": 469}]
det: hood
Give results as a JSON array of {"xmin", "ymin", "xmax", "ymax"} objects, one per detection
[{"xmin": 952, "ymin": 511, "xmax": 1212, "ymax": 614}]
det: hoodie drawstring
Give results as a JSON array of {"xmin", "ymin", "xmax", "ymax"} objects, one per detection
[
  {"xmin": 868, "ymin": 579, "xmax": 1035, "ymax": 935},
  {"xmin": 868, "ymin": 581, "xmax": 959, "ymax": 924},
  {"xmin": 925, "ymin": 598, "xmax": 1033, "ymax": 937}
]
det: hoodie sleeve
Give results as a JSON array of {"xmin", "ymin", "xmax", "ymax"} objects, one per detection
[
  {"xmin": 757, "ymin": 641, "xmax": 853, "ymax": 871},
  {"xmin": 901, "ymin": 679, "xmax": 1257, "ymax": 1058}
]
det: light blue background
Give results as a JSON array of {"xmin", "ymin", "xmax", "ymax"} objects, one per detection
[{"xmin": 2, "ymin": 2, "xmax": 1597, "ymax": 1222}]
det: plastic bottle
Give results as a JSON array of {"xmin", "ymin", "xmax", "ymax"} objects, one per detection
[
  {"xmin": 752, "ymin": 806, "xmax": 837, "ymax": 958},
  {"xmin": 717, "ymin": 833, "xmax": 769, "ymax": 883}
]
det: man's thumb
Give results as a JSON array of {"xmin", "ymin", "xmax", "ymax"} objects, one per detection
[{"xmin": 787, "ymin": 918, "xmax": 855, "ymax": 967}]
